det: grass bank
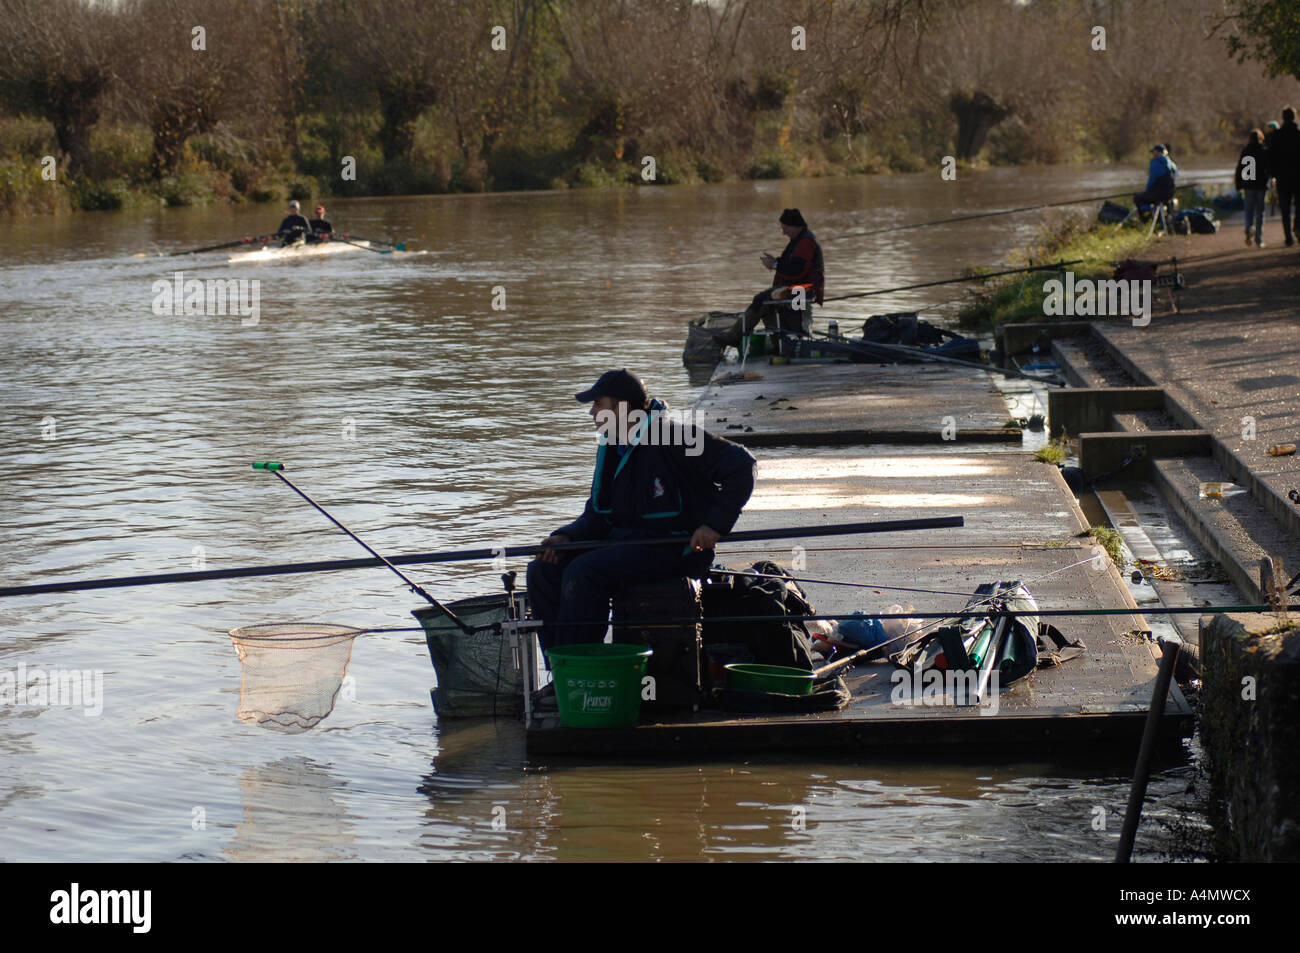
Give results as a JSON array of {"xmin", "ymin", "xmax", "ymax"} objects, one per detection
[{"xmin": 954, "ymin": 185, "xmax": 1219, "ymax": 331}]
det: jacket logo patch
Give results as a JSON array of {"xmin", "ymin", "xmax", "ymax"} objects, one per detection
[{"xmin": 651, "ymin": 476, "xmax": 666, "ymax": 499}]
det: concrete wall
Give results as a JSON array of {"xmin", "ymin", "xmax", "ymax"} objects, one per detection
[{"xmin": 1198, "ymin": 612, "xmax": 1300, "ymax": 862}]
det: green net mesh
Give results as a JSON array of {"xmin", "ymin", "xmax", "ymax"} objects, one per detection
[{"xmin": 228, "ymin": 623, "xmax": 362, "ymax": 733}]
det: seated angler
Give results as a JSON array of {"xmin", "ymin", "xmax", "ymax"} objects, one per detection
[
  {"xmin": 1133, "ymin": 143, "xmax": 1178, "ymax": 211},
  {"xmin": 526, "ymin": 369, "xmax": 756, "ymax": 658},
  {"xmin": 743, "ymin": 208, "xmax": 825, "ymax": 335}
]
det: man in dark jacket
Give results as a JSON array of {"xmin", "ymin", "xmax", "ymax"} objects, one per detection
[
  {"xmin": 743, "ymin": 208, "xmax": 825, "ymax": 334},
  {"xmin": 526, "ymin": 369, "xmax": 757, "ymax": 653},
  {"xmin": 1269, "ymin": 106, "xmax": 1300, "ymax": 245}
]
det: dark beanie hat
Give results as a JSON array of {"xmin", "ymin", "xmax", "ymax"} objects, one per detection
[{"xmin": 779, "ymin": 208, "xmax": 807, "ymax": 227}]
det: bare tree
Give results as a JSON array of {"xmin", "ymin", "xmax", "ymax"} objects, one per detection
[
  {"xmin": 121, "ymin": 0, "xmax": 279, "ymax": 178},
  {"xmin": 0, "ymin": 0, "xmax": 124, "ymax": 176}
]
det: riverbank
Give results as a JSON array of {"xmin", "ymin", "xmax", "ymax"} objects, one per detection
[
  {"xmin": 990, "ymin": 219, "xmax": 1300, "ymax": 860},
  {"xmin": 955, "ymin": 185, "xmax": 1226, "ymax": 331}
]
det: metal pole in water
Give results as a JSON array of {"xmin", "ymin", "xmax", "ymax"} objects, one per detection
[{"xmin": 1115, "ymin": 639, "xmax": 1180, "ymax": 863}]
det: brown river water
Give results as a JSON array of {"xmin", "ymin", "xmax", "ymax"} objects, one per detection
[{"xmin": 0, "ymin": 163, "xmax": 1229, "ymax": 861}]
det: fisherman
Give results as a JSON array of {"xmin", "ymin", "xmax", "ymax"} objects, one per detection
[
  {"xmin": 308, "ymin": 204, "xmax": 333, "ymax": 242},
  {"xmin": 1133, "ymin": 143, "xmax": 1177, "ymax": 210},
  {"xmin": 276, "ymin": 200, "xmax": 311, "ymax": 246},
  {"xmin": 742, "ymin": 208, "xmax": 825, "ymax": 335},
  {"xmin": 526, "ymin": 369, "xmax": 756, "ymax": 658}
]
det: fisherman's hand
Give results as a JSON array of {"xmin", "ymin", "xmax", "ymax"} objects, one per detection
[
  {"xmin": 760, "ymin": 253, "xmax": 775, "ymax": 268},
  {"xmin": 539, "ymin": 534, "xmax": 570, "ymax": 564},
  {"xmin": 688, "ymin": 525, "xmax": 722, "ymax": 553}
]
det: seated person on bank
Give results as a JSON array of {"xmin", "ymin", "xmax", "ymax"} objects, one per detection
[
  {"xmin": 526, "ymin": 369, "xmax": 756, "ymax": 656},
  {"xmin": 1133, "ymin": 143, "xmax": 1178, "ymax": 210},
  {"xmin": 743, "ymin": 208, "xmax": 825, "ymax": 335}
]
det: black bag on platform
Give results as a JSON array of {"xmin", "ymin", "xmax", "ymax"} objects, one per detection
[{"xmin": 700, "ymin": 561, "xmax": 818, "ymax": 683}]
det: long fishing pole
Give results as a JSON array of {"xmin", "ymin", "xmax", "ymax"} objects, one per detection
[
  {"xmin": 822, "ymin": 259, "xmax": 1083, "ymax": 303},
  {"xmin": 820, "ymin": 181, "xmax": 1226, "ymax": 243},
  {"xmin": 0, "ymin": 514, "xmax": 965, "ymax": 599},
  {"xmin": 707, "ymin": 568, "xmax": 974, "ymax": 599},
  {"xmin": 364, "ymin": 600, "xmax": 1298, "ymax": 631},
  {"xmin": 251, "ymin": 463, "xmax": 472, "ymax": 634},
  {"xmin": 804, "ymin": 328, "xmax": 1064, "ymax": 385}
]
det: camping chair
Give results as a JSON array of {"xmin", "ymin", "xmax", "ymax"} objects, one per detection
[{"xmin": 1112, "ymin": 197, "xmax": 1177, "ymax": 237}]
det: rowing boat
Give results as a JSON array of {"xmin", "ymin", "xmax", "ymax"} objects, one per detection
[{"xmin": 227, "ymin": 239, "xmax": 371, "ymax": 263}]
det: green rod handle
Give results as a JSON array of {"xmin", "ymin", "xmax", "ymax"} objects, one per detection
[{"xmin": 252, "ymin": 462, "xmax": 284, "ymax": 471}]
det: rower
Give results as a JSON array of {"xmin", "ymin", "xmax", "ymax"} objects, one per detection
[
  {"xmin": 308, "ymin": 204, "xmax": 332, "ymax": 243},
  {"xmin": 743, "ymin": 207, "xmax": 825, "ymax": 337},
  {"xmin": 276, "ymin": 200, "xmax": 311, "ymax": 246},
  {"xmin": 526, "ymin": 369, "xmax": 756, "ymax": 659}
]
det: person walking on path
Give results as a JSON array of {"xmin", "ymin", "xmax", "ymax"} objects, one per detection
[
  {"xmin": 1237, "ymin": 129, "xmax": 1270, "ymax": 247},
  {"xmin": 1268, "ymin": 107, "xmax": 1300, "ymax": 245}
]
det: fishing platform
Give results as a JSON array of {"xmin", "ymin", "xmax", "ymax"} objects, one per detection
[{"xmin": 512, "ymin": 366, "xmax": 1193, "ymax": 757}]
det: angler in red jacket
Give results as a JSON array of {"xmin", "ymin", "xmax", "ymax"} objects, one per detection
[{"xmin": 743, "ymin": 208, "xmax": 825, "ymax": 334}]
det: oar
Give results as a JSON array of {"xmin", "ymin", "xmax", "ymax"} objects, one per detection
[
  {"xmin": 337, "ymin": 232, "xmax": 407, "ymax": 251},
  {"xmin": 168, "ymin": 234, "xmax": 278, "ymax": 257},
  {"xmin": 0, "ymin": 513, "xmax": 964, "ymax": 599},
  {"xmin": 250, "ymin": 463, "xmax": 471, "ymax": 632},
  {"xmin": 331, "ymin": 236, "xmax": 395, "ymax": 255}
]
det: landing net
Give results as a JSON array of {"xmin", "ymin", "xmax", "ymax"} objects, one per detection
[{"xmin": 229, "ymin": 623, "xmax": 363, "ymax": 733}]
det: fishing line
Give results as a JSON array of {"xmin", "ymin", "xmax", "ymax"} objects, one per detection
[
  {"xmin": 820, "ymin": 180, "xmax": 1229, "ymax": 244},
  {"xmin": 707, "ymin": 568, "xmax": 974, "ymax": 598},
  {"xmin": 355, "ymin": 601, "xmax": 1296, "ymax": 637}
]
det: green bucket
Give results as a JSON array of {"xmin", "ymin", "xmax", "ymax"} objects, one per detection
[
  {"xmin": 746, "ymin": 333, "xmax": 766, "ymax": 357},
  {"xmin": 546, "ymin": 643, "xmax": 653, "ymax": 728}
]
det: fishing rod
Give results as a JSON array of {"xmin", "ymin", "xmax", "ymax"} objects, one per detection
[
  {"xmin": 364, "ymin": 601, "xmax": 1300, "ymax": 635},
  {"xmin": 0, "ymin": 508, "xmax": 965, "ymax": 599},
  {"xmin": 250, "ymin": 462, "xmax": 472, "ymax": 634},
  {"xmin": 707, "ymin": 567, "xmax": 975, "ymax": 599},
  {"xmin": 820, "ymin": 181, "xmax": 1228, "ymax": 243},
  {"xmin": 803, "ymin": 327, "xmax": 1065, "ymax": 385},
  {"xmin": 821, "ymin": 259, "xmax": 1083, "ymax": 303}
]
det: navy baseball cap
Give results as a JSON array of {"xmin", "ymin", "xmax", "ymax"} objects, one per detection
[{"xmin": 575, "ymin": 369, "xmax": 648, "ymax": 404}]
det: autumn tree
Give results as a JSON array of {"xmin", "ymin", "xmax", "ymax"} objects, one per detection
[{"xmin": 0, "ymin": 0, "xmax": 125, "ymax": 176}]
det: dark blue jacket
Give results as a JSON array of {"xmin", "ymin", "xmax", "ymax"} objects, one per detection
[
  {"xmin": 1269, "ymin": 120, "xmax": 1300, "ymax": 183},
  {"xmin": 555, "ymin": 400, "xmax": 757, "ymax": 541}
]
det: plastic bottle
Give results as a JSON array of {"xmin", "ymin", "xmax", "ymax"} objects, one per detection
[{"xmin": 1198, "ymin": 482, "xmax": 1247, "ymax": 499}]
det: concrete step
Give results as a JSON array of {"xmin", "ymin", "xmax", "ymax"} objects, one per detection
[{"xmin": 1152, "ymin": 455, "xmax": 1300, "ymax": 604}]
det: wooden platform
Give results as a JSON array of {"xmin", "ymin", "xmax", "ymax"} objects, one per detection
[
  {"xmin": 694, "ymin": 361, "xmax": 1019, "ymax": 446},
  {"xmin": 525, "ymin": 442, "xmax": 1193, "ymax": 759}
]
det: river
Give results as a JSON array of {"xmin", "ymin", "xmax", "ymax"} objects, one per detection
[{"xmin": 0, "ymin": 161, "xmax": 1229, "ymax": 861}]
